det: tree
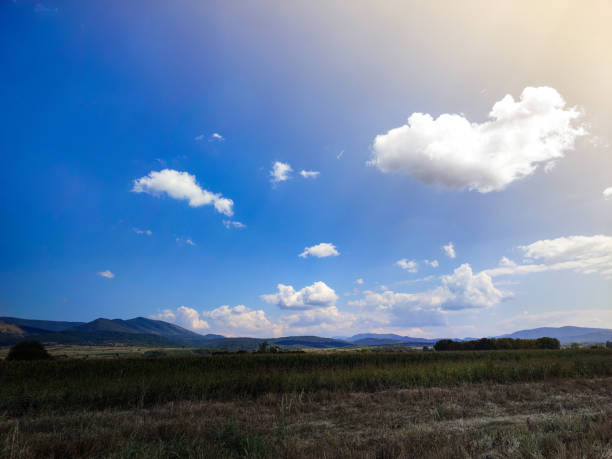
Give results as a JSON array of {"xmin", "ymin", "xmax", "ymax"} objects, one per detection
[
  {"xmin": 6, "ymin": 341, "xmax": 52, "ymax": 361},
  {"xmin": 257, "ymin": 341, "xmax": 270, "ymax": 353}
]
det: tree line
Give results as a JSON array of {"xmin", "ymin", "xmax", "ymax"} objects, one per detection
[{"xmin": 434, "ymin": 337, "xmax": 560, "ymax": 351}]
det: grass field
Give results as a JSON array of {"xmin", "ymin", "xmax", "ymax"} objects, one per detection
[{"xmin": 1, "ymin": 348, "xmax": 611, "ymax": 457}]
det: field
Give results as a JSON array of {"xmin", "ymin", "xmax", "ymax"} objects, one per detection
[{"xmin": 1, "ymin": 348, "xmax": 612, "ymax": 458}]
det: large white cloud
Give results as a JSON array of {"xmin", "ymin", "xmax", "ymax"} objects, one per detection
[
  {"xmin": 132, "ymin": 169, "xmax": 234, "ymax": 216},
  {"xmin": 370, "ymin": 87, "xmax": 585, "ymax": 192},
  {"xmin": 152, "ymin": 306, "xmax": 210, "ymax": 331},
  {"xmin": 202, "ymin": 305, "xmax": 278, "ymax": 336},
  {"xmin": 350, "ymin": 263, "xmax": 507, "ymax": 321},
  {"xmin": 486, "ymin": 235, "xmax": 612, "ymax": 279},
  {"xmin": 261, "ymin": 281, "xmax": 338, "ymax": 309},
  {"xmin": 603, "ymin": 187, "xmax": 612, "ymax": 200},
  {"xmin": 299, "ymin": 243, "xmax": 339, "ymax": 258}
]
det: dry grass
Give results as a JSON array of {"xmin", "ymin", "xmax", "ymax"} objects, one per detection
[{"xmin": 2, "ymin": 377, "xmax": 611, "ymax": 458}]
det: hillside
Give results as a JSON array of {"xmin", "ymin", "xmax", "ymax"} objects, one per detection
[
  {"xmin": 0, "ymin": 317, "xmax": 84, "ymax": 332},
  {"xmin": 500, "ymin": 326, "xmax": 612, "ymax": 344}
]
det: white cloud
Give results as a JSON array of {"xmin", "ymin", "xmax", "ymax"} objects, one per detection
[
  {"xmin": 350, "ymin": 263, "xmax": 507, "ymax": 316},
  {"xmin": 98, "ymin": 270, "xmax": 115, "ymax": 279},
  {"xmin": 355, "ymin": 278, "xmax": 364, "ymax": 285},
  {"xmin": 176, "ymin": 237, "xmax": 196, "ymax": 246},
  {"xmin": 262, "ymin": 281, "xmax": 338, "ymax": 309},
  {"xmin": 300, "ymin": 170, "xmax": 320, "ymax": 179},
  {"xmin": 210, "ymin": 132, "xmax": 224, "ymax": 141},
  {"xmin": 270, "ymin": 161, "xmax": 292, "ymax": 183},
  {"xmin": 604, "ymin": 187, "xmax": 612, "ymax": 200},
  {"xmin": 132, "ymin": 169, "xmax": 234, "ymax": 216},
  {"xmin": 337, "ymin": 150, "xmax": 344, "ymax": 159},
  {"xmin": 223, "ymin": 220, "xmax": 246, "ymax": 229},
  {"xmin": 133, "ymin": 228, "xmax": 152, "ymax": 236},
  {"xmin": 395, "ymin": 259, "xmax": 418, "ymax": 272},
  {"xmin": 194, "ymin": 134, "xmax": 204, "ymax": 141},
  {"xmin": 202, "ymin": 305, "xmax": 278, "ymax": 336},
  {"xmin": 152, "ymin": 306, "xmax": 210, "ymax": 331},
  {"xmin": 299, "ymin": 243, "xmax": 339, "ymax": 258},
  {"xmin": 424, "ymin": 259, "xmax": 439, "ymax": 268},
  {"xmin": 443, "ymin": 242, "xmax": 456, "ymax": 259},
  {"xmin": 486, "ymin": 235, "xmax": 612, "ymax": 279},
  {"xmin": 370, "ymin": 87, "xmax": 585, "ymax": 193}
]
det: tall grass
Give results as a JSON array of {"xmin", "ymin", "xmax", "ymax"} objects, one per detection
[{"xmin": 1, "ymin": 349, "xmax": 610, "ymax": 414}]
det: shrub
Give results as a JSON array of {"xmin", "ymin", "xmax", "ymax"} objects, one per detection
[{"xmin": 6, "ymin": 341, "xmax": 52, "ymax": 361}]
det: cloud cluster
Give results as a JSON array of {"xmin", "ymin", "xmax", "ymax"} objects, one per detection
[
  {"xmin": 201, "ymin": 305, "xmax": 277, "ymax": 336},
  {"xmin": 604, "ymin": 187, "xmax": 612, "ymax": 200},
  {"xmin": 98, "ymin": 270, "xmax": 115, "ymax": 279},
  {"xmin": 486, "ymin": 235, "xmax": 612, "ymax": 279},
  {"xmin": 261, "ymin": 281, "xmax": 338, "ymax": 309},
  {"xmin": 370, "ymin": 87, "xmax": 585, "ymax": 192},
  {"xmin": 132, "ymin": 169, "xmax": 234, "ymax": 216},
  {"xmin": 352, "ymin": 263, "xmax": 506, "ymax": 314},
  {"xmin": 424, "ymin": 259, "xmax": 439, "ymax": 268},
  {"xmin": 299, "ymin": 243, "xmax": 339, "ymax": 258},
  {"xmin": 395, "ymin": 259, "xmax": 418, "ymax": 272},
  {"xmin": 153, "ymin": 306, "xmax": 210, "ymax": 331}
]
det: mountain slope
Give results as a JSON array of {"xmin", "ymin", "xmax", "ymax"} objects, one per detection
[
  {"xmin": 0, "ymin": 317, "xmax": 84, "ymax": 332},
  {"xmin": 500, "ymin": 326, "xmax": 612, "ymax": 344}
]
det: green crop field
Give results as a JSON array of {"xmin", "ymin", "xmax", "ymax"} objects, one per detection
[{"xmin": 1, "ymin": 348, "xmax": 612, "ymax": 458}]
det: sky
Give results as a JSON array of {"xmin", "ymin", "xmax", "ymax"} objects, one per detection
[{"xmin": 1, "ymin": 0, "xmax": 611, "ymax": 338}]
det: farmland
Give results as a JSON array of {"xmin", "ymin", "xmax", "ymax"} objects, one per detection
[{"xmin": 1, "ymin": 348, "xmax": 612, "ymax": 457}]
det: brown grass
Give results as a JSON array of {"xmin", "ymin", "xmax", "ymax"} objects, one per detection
[{"xmin": 2, "ymin": 377, "xmax": 611, "ymax": 458}]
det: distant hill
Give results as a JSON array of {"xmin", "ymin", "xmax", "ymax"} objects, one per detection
[
  {"xmin": 72, "ymin": 317, "xmax": 208, "ymax": 339},
  {"xmin": 2, "ymin": 316, "xmax": 610, "ymax": 349},
  {"xmin": 343, "ymin": 333, "xmax": 436, "ymax": 345},
  {"xmin": 0, "ymin": 317, "xmax": 84, "ymax": 332},
  {"xmin": 500, "ymin": 326, "xmax": 612, "ymax": 344}
]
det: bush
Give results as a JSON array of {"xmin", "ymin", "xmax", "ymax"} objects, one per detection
[
  {"xmin": 434, "ymin": 337, "xmax": 560, "ymax": 351},
  {"xmin": 6, "ymin": 341, "xmax": 52, "ymax": 361}
]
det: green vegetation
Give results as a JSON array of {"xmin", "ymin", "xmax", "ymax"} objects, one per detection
[
  {"xmin": 434, "ymin": 336, "xmax": 560, "ymax": 351},
  {"xmin": 1, "ymin": 348, "xmax": 611, "ymax": 415},
  {"xmin": 5, "ymin": 341, "xmax": 52, "ymax": 361}
]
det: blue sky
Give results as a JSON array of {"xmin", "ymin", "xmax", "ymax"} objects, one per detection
[{"xmin": 1, "ymin": 1, "xmax": 611, "ymax": 337}]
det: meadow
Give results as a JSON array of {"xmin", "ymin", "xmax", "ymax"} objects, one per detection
[{"xmin": 1, "ymin": 348, "xmax": 612, "ymax": 457}]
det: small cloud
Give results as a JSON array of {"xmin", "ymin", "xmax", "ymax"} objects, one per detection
[
  {"xmin": 223, "ymin": 220, "xmax": 246, "ymax": 229},
  {"xmin": 299, "ymin": 243, "xmax": 340, "ymax": 258},
  {"xmin": 210, "ymin": 133, "xmax": 224, "ymax": 141},
  {"xmin": 194, "ymin": 134, "xmax": 205, "ymax": 141},
  {"xmin": 443, "ymin": 242, "xmax": 456, "ymax": 259},
  {"xmin": 176, "ymin": 237, "xmax": 196, "ymax": 246},
  {"xmin": 337, "ymin": 150, "xmax": 344, "ymax": 159},
  {"xmin": 300, "ymin": 170, "xmax": 320, "ymax": 179},
  {"xmin": 603, "ymin": 187, "xmax": 612, "ymax": 200},
  {"xmin": 270, "ymin": 161, "xmax": 292, "ymax": 184},
  {"xmin": 98, "ymin": 270, "xmax": 115, "ymax": 279},
  {"xmin": 395, "ymin": 259, "xmax": 418, "ymax": 272},
  {"xmin": 424, "ymin": 259, "xmax": 439, "ymax": 268},
  {"xmin": 132, "ymin": 169, "xmax": 234, "ymax": 216},
  {"xmin": 133, "ymin": 228, "xmax": 152, "ymax": 236},
  {"xmin": 355, "ymin": 278, "xmax": 364, "ymax": 285}
]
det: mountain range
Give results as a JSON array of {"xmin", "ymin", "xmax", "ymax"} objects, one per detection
[{"xmin": 1, "ymin": 316, "xmax": 611, "ymax": 349}]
